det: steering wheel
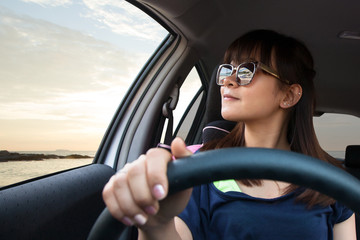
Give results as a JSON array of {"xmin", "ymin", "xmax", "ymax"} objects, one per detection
[{"xmin": 88, "ymin": 148, "xmax": 360, "ymax": 240}]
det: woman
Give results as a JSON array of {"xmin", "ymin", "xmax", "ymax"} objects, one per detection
[{"xmin": 103, "ymin": 30, "xmax": 356, "ymax": 239}]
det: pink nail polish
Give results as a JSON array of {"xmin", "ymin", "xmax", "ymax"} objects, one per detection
[
  {"xmin": 134, "ymin": 214, "xmax": 147, "ymax": 225},
  {"xmin": 145, "ymin": 206, "xmax": 157, "ymax": 215},
  {"xmin": 153, "ymin": 184, "xmax": 165, "ymax": 200},
  {"xmin": 121, "ymin": 216, "xmax": 134, "ymax": 226}
]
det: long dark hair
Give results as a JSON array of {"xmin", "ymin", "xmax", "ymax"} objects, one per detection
[{"xmin": 202, "ymin": 29, "xmax": 341, "ymax": 207}]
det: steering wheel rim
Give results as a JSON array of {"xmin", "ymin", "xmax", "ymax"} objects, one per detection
[{"xmin": 88, "ymin": 148, "xmax": 360, "ymax": 240}]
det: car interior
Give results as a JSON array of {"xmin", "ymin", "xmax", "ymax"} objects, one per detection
[{"xmin": 1, "ymin": 0, "xmax": 360, "ymax": 239}]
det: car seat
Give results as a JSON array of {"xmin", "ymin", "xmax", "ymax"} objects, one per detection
[
  {"xmin": 345, "ymin": 145, "xmax": 360, "ymax": 238},
  {"xmin": 202, "ymin": 120, "xmax": 236, "ymax": 143},
  {"xmin": 345, "ymin": 145, "xmax": 360, "ymax": 176}
]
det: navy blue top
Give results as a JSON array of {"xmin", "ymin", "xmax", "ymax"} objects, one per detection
[{"xmin": 178, "ymin": 183, "xmax": 353, "ymax": 240}]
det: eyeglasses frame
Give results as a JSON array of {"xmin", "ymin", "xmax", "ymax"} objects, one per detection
[{"xmin": 216, "ymin": 61, "xmax": 290, "ymax": 86}]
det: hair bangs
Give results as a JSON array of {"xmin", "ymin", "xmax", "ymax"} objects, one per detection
[{"xmin": 223, "ymin": 30, "xmax": 275, "ymax": 69}]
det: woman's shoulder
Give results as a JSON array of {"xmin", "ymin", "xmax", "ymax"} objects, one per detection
[{"xmin": 330, "ymin": 201, "xmax": 354, "ymax": 224}]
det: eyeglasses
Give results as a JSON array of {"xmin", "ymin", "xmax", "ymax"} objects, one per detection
[{"xmin": 216, "ymin": 62, "xmax": 289, "ymax": 86}]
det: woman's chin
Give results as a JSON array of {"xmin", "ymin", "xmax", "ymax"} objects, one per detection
[{"xmin": 221, "ymin": 111, "xmax": 240, "ymax": 122}]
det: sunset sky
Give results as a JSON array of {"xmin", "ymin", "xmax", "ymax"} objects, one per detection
[
  {"xmin": 0, "ymin": 0, "xmax": 359, "ymax": 153},
  {"xmin": 0, "ymin": 0, "xmax": 167, "ymax": 151}
]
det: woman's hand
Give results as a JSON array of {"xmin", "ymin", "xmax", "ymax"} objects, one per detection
[{"xmin": 102, "ymin": 137, "xmax": 193, "ymax": 230}]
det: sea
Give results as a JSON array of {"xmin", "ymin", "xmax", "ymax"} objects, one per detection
[
  {"xmin": 0, "ymin": 150, "xmax": 345, "ymax": 188},
  {"xmin": 0, "ymin": 150, "xmax": 96, "ymax": 188}
]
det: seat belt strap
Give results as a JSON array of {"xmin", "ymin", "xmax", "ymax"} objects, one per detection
[{"xmin": 162, "ymin": 84, "xmax": 179, "ymax": 145}]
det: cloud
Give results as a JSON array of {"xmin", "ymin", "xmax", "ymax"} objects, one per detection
[
  {"xmin": 82, "ymin": 0, "xmax": 166, "ymax": 42},
  {"xmin": 0, "ymin": 1, "xmax": 169, "ymax": 150},
  {"xmin": 21, "ymin": 0, "xmax": 72, "ymax": 7},
  {"xmin": 0, "ymin": 6, "xmax": 145, "ymax": 99},
  {"xmin": 0, "ymin": 6, "xmax": 153, "ymax": 150},
  {"xmin": 20, "ymin": 0, "xmax": 167, "ymax": 42}
]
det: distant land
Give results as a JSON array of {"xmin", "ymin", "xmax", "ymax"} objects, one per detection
[{"xmin": 0, "ymin": 150, "xmax": 93, "ymax": 162}]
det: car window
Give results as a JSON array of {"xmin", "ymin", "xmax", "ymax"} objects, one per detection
[
  {"xmin": 313, "ymin": 113, "xmax": 360, "ymax": 159},
  {"xmin": 173, "ymin": 67, "xmax": 203, "ymax": 141},
  {"xmin": 0, "ymin": 0, "xmax": 168, "ymax": 187}
]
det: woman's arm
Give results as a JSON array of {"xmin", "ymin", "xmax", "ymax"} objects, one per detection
[
  {"xmin": 175, "ymin": 217, "xmax": 193, "ymax": 240},
  {"xmin": 138, "ymin": 217, "xmax": 192, "ymax": 240},
  {"xmin": 333, "ymin": 214, "xmax": 356, "ymax": 240}
]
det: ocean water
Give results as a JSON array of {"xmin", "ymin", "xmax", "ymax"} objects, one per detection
[{"xmin": 0, "ymin": 151, "xmax": 95, "ymax": 188}]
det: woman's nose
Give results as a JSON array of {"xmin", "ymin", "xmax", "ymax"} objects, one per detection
[{"xmin": 222, "ymin": 74, "xmax": 238, "ymax": 87}]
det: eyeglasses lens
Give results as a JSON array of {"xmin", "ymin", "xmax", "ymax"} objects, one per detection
[
  {"xmin": 237, "ymin": 63, "xmax": 255, "ymax": 85},
  {"xmin": 218, "ymin": 65, "xmax": 233, "ymax": 85},
  {"xmin": 217, "ymin": 63, "xmax": 255, "ymax": 86}
]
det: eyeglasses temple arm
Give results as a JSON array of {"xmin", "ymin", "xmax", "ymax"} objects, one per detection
[{"xmin": 258, "ymin": 63, "xmax": 290, "ymax": 84}]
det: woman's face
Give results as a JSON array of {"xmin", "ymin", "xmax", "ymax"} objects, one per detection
[{"xmin": 220, "ymin": 60, "xmax": 286, "ymax": 124}]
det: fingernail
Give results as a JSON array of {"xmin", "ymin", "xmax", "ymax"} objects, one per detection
[
  {"xmin": 134, "ymin": 214, "xmax": 147, "ymax": 225},
  {"xmin": 153, "ymin": 184, "xmax": 165, "ymax": 200},
  {"xmin": 121, "ymin": 216, "xmax": 134, "ymax": 226},
  {"xmin": 145, "ymin": 206, "xmax": 157, "ymax": 215}
]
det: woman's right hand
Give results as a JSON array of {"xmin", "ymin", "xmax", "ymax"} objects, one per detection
[{"xmin": 102, "ymin": 137, "xmax": 193, "ymax": 230}]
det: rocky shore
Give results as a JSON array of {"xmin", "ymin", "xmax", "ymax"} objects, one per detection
[{"xmin": 0, "ymin": 150, "xmax": 93, "ymax": 162}]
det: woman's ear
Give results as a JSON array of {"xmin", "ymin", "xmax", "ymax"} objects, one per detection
[{"xmin": 280, "ymin": 84, "xmax": 302, "ymax": 109}]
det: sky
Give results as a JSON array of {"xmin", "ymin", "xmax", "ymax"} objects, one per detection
[
  {"xmin": 0, "ymin": 0, "xmax": 167, "ymax": 151},
  {"xmin": 0, "ymin": 0, "xmax": 359, "ymax": 153}
]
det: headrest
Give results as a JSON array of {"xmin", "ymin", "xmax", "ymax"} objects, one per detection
[
  {"xmin": 204, "ymin": 65, "xmax": 223, "ymax": 124},
  {"xmin": 345, "ymin": 145, "xmax": 360, "ymax": 168},
  {"xmin": 202, "ymin": 120, "xmax": 237, "ymax": 143}
]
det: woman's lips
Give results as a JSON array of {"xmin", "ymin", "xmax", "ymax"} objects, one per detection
[{"xmin": 223, "ymin": 93, "xmax": 239, "ymax": 100}]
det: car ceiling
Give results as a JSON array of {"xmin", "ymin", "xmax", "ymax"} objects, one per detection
[{"xmin": 135, "ymin": 0, "xmax": 360, "ymax": 117}]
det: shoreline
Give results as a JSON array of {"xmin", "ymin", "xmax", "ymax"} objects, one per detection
[{"xmin": 0, "ymin": 150, "xmax": 93, "ymax": 162}]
